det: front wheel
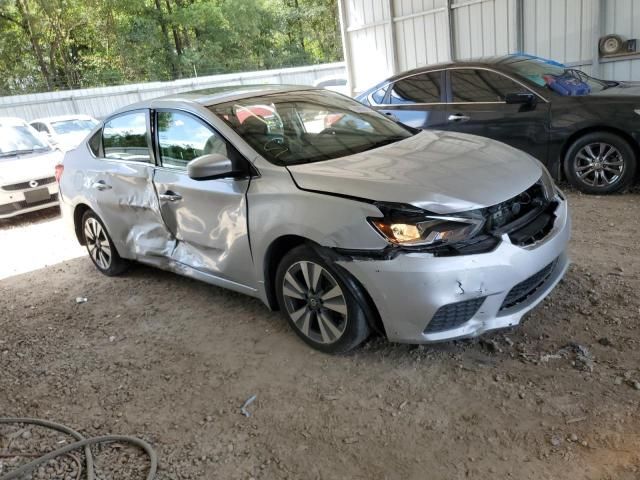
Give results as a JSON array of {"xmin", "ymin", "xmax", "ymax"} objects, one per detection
[
  {"xmin": 564, "ymin": 132, "xmax": 637, "ymax": 194},
  {"xmin": 275, "ymin": 245, "xmax": 370, "ymax": 354},
  {"xmin": 82, "ymin": 210, "xmax": 129, "ymax": 276}
]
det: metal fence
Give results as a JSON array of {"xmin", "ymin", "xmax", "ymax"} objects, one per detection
[{"xmin": 0, "ymin": 62, "xmax": 346, "ymax": 121}]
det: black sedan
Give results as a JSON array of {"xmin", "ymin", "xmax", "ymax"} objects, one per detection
[{"xmin": 355, "ymin": 54, "xmax": 640, "ymax": 194}]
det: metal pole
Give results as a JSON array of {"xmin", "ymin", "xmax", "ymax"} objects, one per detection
[
  {"xmin": 516, "ymin": 0, "xmax": 524, "ymax": 53},
  {"xmin": 337, "ymin": 0, "xmax": 356, "ymax": 96},
  {"xmin": 445, "ymin": 0, "xmax": 455, "ymax": 61},
  {"xmin": 592, "ymin": 0, "xmax": 604, "ymax": 78},
  {"xmin": 388, "ymin": 0, "xmax": 399, "ymax": 74}
]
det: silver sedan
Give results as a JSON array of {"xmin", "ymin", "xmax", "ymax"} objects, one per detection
[{"xmin": 59, "ymin": 85, "xmax": 570, "ymax": 353}]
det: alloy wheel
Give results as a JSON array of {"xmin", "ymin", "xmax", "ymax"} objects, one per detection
[
  {"xmin": 84, "ymin": 217, "xmax": 112, "ymax": 270},
  {"xmin": 281, "ymin": 261, "xmax": 348, "ymax": 344},
  {"xmin": 573, "ymin": 142, "xmax": 625, "ymax": 188}
]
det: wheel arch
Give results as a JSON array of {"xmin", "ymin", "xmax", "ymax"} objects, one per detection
[
  {"xmin": 262, "ymin": 234, "xmax": 387, "ymax": 337},
  {"xmin": 559, "ymin": 126, "xmax": 640, "ymax": 180},
  {"xmin": 73, "ymin": 203, "xmax": 92, "ymax": 245}
]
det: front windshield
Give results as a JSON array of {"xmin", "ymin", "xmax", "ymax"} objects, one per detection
[
  {"xmin": 209, "ymin": 90, "xmax": 413, "ymax": 165},
  {"xmin": 507, "ymin": 57, "xmax": 614, "ymax": 95},
  {"xmin": 0, "ymin": 125, "xmax": 50, "ymax": 157},
  {"xmin": 51, "ymin": 119, "xmax": 97, "ymax": 135}
]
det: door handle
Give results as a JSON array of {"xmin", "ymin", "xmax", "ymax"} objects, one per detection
[
  {"xmin": 448, "ymin": 113, "xmax": 471, "ymax": 123},
  {"xmin": 159, "ymin": 191, "xmax": 183, "ymax": 202},
  {"xmin": 91, "ymin": 181, "xmax": 112, "ymax": 191}
]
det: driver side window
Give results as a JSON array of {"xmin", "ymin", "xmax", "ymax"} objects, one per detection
[{"xmin": 157, "ymin": 111, "xmax": 228, "ymax": 169}]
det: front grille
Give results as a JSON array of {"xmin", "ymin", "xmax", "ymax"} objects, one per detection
[
  {"xmin": 500, "ymin": 258, "xmax": 558, "ymax": 310},
  {"xmin": 1, "ymin": 176, "xmax": 56, "ymax": 191},
  {"xmin": 424, "ymin": 297, "xmax": 486, "ymax": 334},
  {"xmin": 486, "ymin": 181, "xmax": 556, "ymax": 246},
  {"xmin": 0, "ymin": 193, "xmax": 59, "ymax": 215}
]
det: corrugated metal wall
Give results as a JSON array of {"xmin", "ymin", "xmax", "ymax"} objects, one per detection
[
  {"xmin": 452, "ymin": 0, "xmax": 518, "ymax": 59},
  {"xmin": 0, "ymin": 63, "xmax": 345, "ymax": 121},
  {"xmin": 339, "ymin": 0, "xmax": 640, "ymax": 93},
  {"xmin": 602, "ymin": 0, "xmax": 640, "ymax": 79}
]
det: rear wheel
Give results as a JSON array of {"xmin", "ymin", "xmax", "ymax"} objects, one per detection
[
  {"xmin": 275, "ymin": 245, "xmax": 370, "ymax": 354},
  {"xmin": 564, "ymin": 132, "xmax": 637, "ymax": 194},
  {"xmin": 81, "ymin": 210, "xmax": 129, "ymax": 276}
]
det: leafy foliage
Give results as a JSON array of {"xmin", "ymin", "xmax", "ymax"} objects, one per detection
[{"xmin": 0, "ymin": 0, "xmax": 342, "ymax": 95}]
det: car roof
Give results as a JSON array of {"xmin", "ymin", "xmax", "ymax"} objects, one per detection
[
  {"xmin": 30, "ymin": 114, "xmax": 96, "ymax": 124},
  {"xmin": 0, "ymin": 116, "xmax": 29, "ymax": 127},
  {"xmin": 112, "ymin": 84, "xmax": 318, "ymax": 116},
  {"xmin": 384, "ymin": 54, "xmax": 562, "ymax": 82}
]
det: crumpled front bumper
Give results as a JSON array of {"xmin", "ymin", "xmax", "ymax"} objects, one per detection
[{"xmin": 338, "ymin": 196, "xmax": 571, "ymax": 344}]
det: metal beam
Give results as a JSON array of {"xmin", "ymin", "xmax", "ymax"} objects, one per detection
[
  {"xmin": 591, "ymin": 0, "xmax": 605, "ymax": 78},
  {"xmin": 515, "ymin": 0, "xmax": 524, "ymax": 53},
  {"xmin": 388, "ymin": 0, "xmax": 399, "ymax": 75},
  {"xmin": 446, "ymin": 0, "xmax": 455, "ymax": 61},
  {"xmin": 337, "ymin": 0, "xmax": 356, "ymax": 96}
]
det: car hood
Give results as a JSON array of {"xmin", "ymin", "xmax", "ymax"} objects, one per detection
[
  {"xmin": 0, "ymin": 149, "xmax": 63, "ymax": 186},
  {"xmin": 591, "ymin": 81, "xmax": 640, "ymax": 97},
  {"xmin": 287, "ymin": 130, "xmax": 543, "ymax": 214}
]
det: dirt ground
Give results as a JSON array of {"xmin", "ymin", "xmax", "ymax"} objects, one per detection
[{"xmin": 1, "ymin": 189, "xmax": 639, "ymax": 480}]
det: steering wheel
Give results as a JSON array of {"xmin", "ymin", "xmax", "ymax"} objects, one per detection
[
  {"xmin": 318, "ymin": 127, "xmax": 340, "ymax": 136},
  {"xmin": 263, "ymin": 136, "xmax": 286, "ymax": 151}
]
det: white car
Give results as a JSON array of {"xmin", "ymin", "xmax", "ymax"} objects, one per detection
[
  {"xmin": 0, "ymin": 117, "xmax": 63, "ymax": 219},
  {"xmin": 30, "ymin": 114, "xmax": 99, "ymax": 151}
]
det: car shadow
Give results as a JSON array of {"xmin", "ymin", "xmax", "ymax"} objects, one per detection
[{"xmin": 0, "ymin": 206, "xmax": 61, "ymax": 230}]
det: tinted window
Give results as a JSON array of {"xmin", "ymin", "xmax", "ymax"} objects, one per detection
[
  {"xmin": 157, "ymin": 111, "xmax": 228, "ymax": 169},
  {"xmin": 389, "ymin": 72, "xmax": 442, "ymax": 104},
  {"xmin": 450, "ymin": 69, "xmax": 529, "ymax": 102},
  {"xmin": 103, "ymin": 111, "xmax": 150, "ymax": 162}
]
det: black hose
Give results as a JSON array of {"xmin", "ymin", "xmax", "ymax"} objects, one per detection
[{"xmin": 0, "ymin": 418, "xmax": 157, "ymax": 480}]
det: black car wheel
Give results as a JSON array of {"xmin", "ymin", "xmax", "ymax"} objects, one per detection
[
  {"xmin": 275, "ymin": 245, "xmax": 371, "ymax": 354},
  {"xmin": 82, "ymin": 210, "xmax": 129, "ymax": 276},
  {"xmin": 564, "ymin": 132, "xmax": 637, "ymax": 194}
]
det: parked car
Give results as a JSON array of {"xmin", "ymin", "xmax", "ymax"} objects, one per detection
[
  {"xmin": 30, "ymin": 114, "xmax": 99, "ymax": 151},
  {"xmin": 59, "ymin": 85, "xmax": 570, "ymax": 353},
  {"xmin": 313, "ymin": 75, "xmax": 350, "ymax": 96},
  {"xmin": 0, "ymin": 117, "xmax": 62, "ymax": 219},
  {"xmin": 356, "ymin": 54, "xmax": 640, "ymax": 194}
]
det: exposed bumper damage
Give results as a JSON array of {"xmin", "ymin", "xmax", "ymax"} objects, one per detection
[{"xmin": 337, "ymin": 196, "xmax": 570, "ymax": 343}]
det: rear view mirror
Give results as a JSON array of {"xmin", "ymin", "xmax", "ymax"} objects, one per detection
[
  {"xmin": 187, "ymin": 153, "xmax": 234, "ymax": 180},
  {"xmin": 505, "ymin": 93, "xmax": 537, "ymax": 105}
]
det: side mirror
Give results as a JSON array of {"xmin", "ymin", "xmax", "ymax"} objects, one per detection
[
  {"xmin": 505, "ymin": 92, "xmax": 537, "ymax": 105},
  {"xmin": 187, "ymin": 153, "xmax": 235, "ymax": 180}
]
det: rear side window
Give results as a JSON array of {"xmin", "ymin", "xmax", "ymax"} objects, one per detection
[
  {"xmin": 157, "ymin": 111, "xmax": 229, "ymax": 169},
  {"xmin": 371, "ymin": 85, "xmax": 388, "ymax": 104},
  {"xmin": 450, "ymin": 69, "xmax": 530, "ymax": 102},
  {"xmin": 102, "ymin": 111, "xmax": 150, "ymax": 162},
  {"xmin": 88, "ymin": 129, "xmax": 101, "ymax": 156},
  {"xmin": 389, "ymin": 72, "xmax": 442, "ymax": 104}
]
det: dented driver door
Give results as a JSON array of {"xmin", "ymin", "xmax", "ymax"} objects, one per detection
[{"xmin": 152, "ymin": 110, "xmax": 255, "ymax": 290}]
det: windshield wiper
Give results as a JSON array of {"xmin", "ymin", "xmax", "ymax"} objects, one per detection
[
  {"xmin": 365, "ymin": 136, "xmax": 407, "ymax": 151},
  {"xmin": 0, "ymin": 149, "xmax": 37, "ymax": 157}
]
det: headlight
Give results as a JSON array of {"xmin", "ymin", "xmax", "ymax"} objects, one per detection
[
  {"xmin": 539, "ymin": 165, "xmax": 556, "ymax": 200},
  {"xmin": 368, "ymin": 204, "xmax": 485, "ymax": 248}
]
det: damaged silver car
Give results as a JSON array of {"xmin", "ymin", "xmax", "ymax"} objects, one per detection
[{"xmin": 59, "ymin": 86, "xmax": 570, "ymax": 353}]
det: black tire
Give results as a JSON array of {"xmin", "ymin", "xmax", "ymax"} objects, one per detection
[
  {"xmin": 275, "ymin": 245, "xmax": 371, "ymax": 354},
  {"xmin": 564, "ymin": 132, "xmax": 637, "ymax": 194},
  {"xmin": 81, "ymin": 210, "xmax": 129, "ymax": 276}
]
